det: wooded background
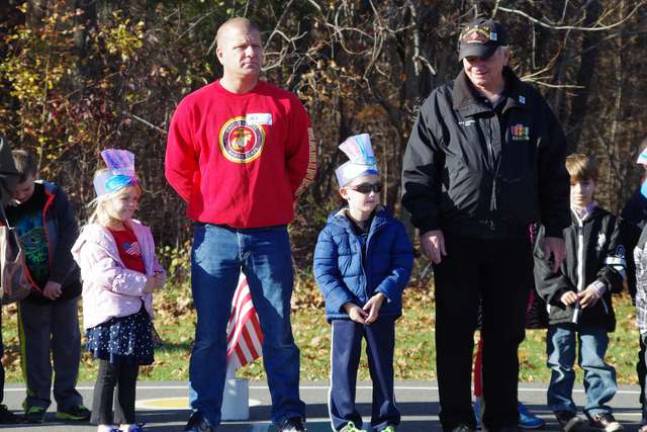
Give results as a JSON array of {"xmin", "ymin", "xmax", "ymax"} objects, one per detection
[{"xmin": 1, "ymin": 0, "xmax": 645, "ymax": 279}]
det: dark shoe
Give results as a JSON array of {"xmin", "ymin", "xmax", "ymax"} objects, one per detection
[
  {"xmin": 184, "ymin": 411, "xmax": 215, "ymax": 432},
  {"xmin": 278, "ymin": 417, "xmax": 307, "ymax": 432},
  {"xmin": 55, "ymin": 404, "xmax": 91, "ymax": 421},
  {"xmin": 554, "ymin": 411, "xmax": 587, "ymax": 432},
  {"xmin": 24, "ymin": 405, "xmax": 46, "ymax": 423},
  {"xmin": 0, "ymin": 404, "xmax": 21, "ymax": 424},
  {"xmin": 588, "ymin": 413, "xmax": 623, "ymax": 432}
]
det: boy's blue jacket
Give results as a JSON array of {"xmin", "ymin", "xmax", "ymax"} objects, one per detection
[{"xmin": 314, "ymin": 206, "xmax": 414, "ymax": 321}]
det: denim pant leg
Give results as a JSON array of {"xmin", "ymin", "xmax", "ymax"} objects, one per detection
[
  {"xmin": 547, "ymin": 325, "xmax": 577, "ymax": 413},
  {"xmin": 579, "ymin": 327, "xmax": 617, "ymax": 417},
  {"xmin": 241, "ymin": 227, "xmax": 305, "ymax": 424},
  {"xmin": 188, "ymin": 224, "xmax": 241, "ymax": 426}
]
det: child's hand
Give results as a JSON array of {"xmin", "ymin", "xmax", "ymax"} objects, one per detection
[
  {"xmin": 578, "ymin": 282, "xmax": 605, "ymax": 309},
  {"xmin": 560, "ymin": 291, "xmax": 578, "ymax": 306},
  {"xmin": 363, "ymin": 293, "xmax": 386, "ymax": 325},
  {"xmin": 143, "ymin": 273, "xmax": 164, "ymax": 294},
  {"xmin": 343, "ymin": 302, "xmax": 367, "ymax": 324},
  {"xmin": 43, "ymin": 281, "xmax": 62, "ymax": 300},
  {"xmin": 152, "ymin": 270, "xmax": 166, "ymax": 290}
]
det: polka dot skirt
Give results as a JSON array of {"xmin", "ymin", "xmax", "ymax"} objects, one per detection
[{"xmin": 86, "ymin": 305, "xmax": 155, "ymax": 366}]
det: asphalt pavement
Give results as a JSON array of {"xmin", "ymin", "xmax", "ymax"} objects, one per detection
[{"xmin": 0, "ymin": 381, "xmax": 644, "ymax": 431}]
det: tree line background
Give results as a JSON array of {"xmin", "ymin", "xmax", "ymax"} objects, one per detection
[{"xmin": 0, "ymin": 0, "xmax": 645, "ymax": 284}]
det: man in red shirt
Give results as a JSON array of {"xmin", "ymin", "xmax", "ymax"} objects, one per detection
[{"xmin": 165, "ymin": 17, "xmax": 315, "ymax": 432}]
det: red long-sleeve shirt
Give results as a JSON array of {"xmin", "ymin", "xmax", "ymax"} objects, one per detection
[{"xmin": 165, "ymin": 80, "xmax": 316, "ymax": 228}]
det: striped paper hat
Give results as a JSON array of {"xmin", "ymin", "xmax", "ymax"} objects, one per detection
[
  {"xmin": 93, "ymin": 149, "xmax": 139, "ymax": 197},
  {"xmin": 637, "ymin": 148, "xmax": 647, "ymax": 166},
  {"xmin": 335, "ymin": 134, "xmax": 379, "ymax": 186}
]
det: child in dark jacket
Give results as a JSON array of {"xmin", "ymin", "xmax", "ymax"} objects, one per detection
[
  {"xmin": 5, "ymin": 149, "xmax": 89, "ymax": 423},
  {"xmin": 314, "ymin": 134, "xmax": 413, "ymax": 432},
  {"xmin": 534, "ymin": 153, "xmax": 625, "ymax": 432}
]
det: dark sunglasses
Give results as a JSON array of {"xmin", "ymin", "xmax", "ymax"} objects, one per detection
[{"xmin": 350, "ymin": 183, "xmax": 382, "ymax": 194}]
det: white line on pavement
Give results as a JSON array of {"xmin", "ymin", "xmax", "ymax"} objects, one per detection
[{"xmin": 3, "ymin": 384, "xmax": 642, "ymax": 395}]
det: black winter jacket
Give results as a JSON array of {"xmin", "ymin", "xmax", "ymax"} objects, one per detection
[
  {"xmin": 402, "ymin": 67, "xmax": 570, "ymax": 239},
  {"xmin": 534, "ymin": 206, "xmax": 625, "ymax": 331}
]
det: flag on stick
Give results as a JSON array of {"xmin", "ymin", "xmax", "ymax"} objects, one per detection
[{"xmin": 226, "ymin": 273, "xmax": 263, "ymax": 369}]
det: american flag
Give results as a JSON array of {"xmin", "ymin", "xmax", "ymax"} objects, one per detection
[{"xmin": 226, "ymin": 273, "xmax": 264, "ymax": 369}]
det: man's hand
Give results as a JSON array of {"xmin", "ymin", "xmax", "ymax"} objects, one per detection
[
  {"xmin": 363, "ymin": 293, "xmax": 386, "ymax": 325},
  {"xmin": 560, "ymin": 291, "xmax": 578, "ymax": 306},
  {"xmin": 420, "ymin": 229, "xmax": 447, "ymax": 264},
  {"xmin": 543, "ymin": 236, "xmax": 566, "ymax": 273},
  {"xmin": 43, "ymin": 281, "xmax": 62, "ymax": 300},
  {"xmin": 343, "ymin": 302, "xmax": 367, "ymax": 325}
]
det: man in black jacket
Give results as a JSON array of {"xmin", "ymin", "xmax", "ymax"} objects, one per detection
[{"xmin": 401, "ymin": 18, "xmax": 570, "ymax": 432}]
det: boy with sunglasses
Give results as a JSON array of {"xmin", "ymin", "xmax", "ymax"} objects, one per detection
[{"xmin": 314, "ymin": 134, "xmax": 413, "ymax": 432}]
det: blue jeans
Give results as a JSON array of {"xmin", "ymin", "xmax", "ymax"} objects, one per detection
[
  {"xmin": 188, "ymin": 224, "xmax": 305, "ymax": 426},
  {"xmin": 547, "ymin": 325, "xmax": 617, "ymax": 416}
]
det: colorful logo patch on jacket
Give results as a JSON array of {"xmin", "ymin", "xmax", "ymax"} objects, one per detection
[
  {"xmin": 219, "ymin": 116, "xmax": 266, "ymax": 164},
  {"xmin": 510, "ymin": 123, "xmax": 530, "ymax": 141}
]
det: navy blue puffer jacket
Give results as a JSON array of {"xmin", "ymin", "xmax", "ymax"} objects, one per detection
[{"xmin": 313, "ymin": 207, "xmax": 414, "ymax": 321}]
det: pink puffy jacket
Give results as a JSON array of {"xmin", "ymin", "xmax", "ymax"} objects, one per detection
[{"xmin": 71, "ymin": 220, "xmax": 166, "ymax": 330}]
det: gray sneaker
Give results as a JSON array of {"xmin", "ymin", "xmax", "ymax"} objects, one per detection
[
  {"xmin": 588, "ymin": 413, "xmax": 623, "ymax": 432},
  {"xmin": 554, "ymin": 411, "xmax": 588, "ymax": 432}
]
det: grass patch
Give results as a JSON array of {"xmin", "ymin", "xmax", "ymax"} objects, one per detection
[{"xmin": 0, "ymin": 282, "xmax": 640, "ymax": 384}]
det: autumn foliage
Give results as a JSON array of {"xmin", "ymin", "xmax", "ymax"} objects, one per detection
[{"xmin": 0, "ymin": 0, "xmax": 645, "ymax": 283}]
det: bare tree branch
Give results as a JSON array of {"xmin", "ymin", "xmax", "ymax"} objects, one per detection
[{"xmin": 498, "ymin": 2, "xmax": 645, "ymax": 31}]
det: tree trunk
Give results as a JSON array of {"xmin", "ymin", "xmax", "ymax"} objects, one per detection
[{"xmin": 565, "ymin": 0, "xmax": 603, "ymax": 153}]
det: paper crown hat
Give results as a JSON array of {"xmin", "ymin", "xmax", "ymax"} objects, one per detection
[
  {"xmin": 93, "ymin": 149, "xmax": 139, "ymax": 197},
  {"xmin": 637, "ymin": 148, "xmax": 647, "ymax": 165},
  {"xmin": 334, "ymin": 133, "xmax": 379, "ymax": 186}
]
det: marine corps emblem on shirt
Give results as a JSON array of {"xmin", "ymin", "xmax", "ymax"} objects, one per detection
[
  {"xmin": 219, "ymin": 115, "xmax": 266, "ymax": 163},
  {"xmin": 510, "ymin": 123, "xmax": 530, "ymax": 141}
]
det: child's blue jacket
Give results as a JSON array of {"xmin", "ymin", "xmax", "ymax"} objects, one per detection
[{"xmin": 313, "ymin": 207, "xmax": 414, "ymax": 321}]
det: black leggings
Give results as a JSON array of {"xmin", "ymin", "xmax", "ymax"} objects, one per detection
[{"xmin": 91, "ymin": 360, "xmax": 139, "ymax": 425}]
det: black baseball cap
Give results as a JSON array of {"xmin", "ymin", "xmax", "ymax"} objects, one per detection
[{"xmin": 458, "ymin": 18, "xmax": 507, "ymax": 61}]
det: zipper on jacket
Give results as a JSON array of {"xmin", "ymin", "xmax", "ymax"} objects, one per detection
[
  {"xmin": 486, "ymin": 118, "xmax": 500, "ymax": 213},
  {"xmin": 42, "ymin": 188, "xmax": 56, "ymax": 269},
  {"xmin": 489, "ymin": 177, "xmax": 497, "ymax": 212},
  {"xmin": 573, "ymin": 216, "xmax": 585, "ymax": 324},
  {"xmin": 359, "ymin": 216, "xmax": 386, "ymax": 303},
  {"xmin": 600, "ymin": 298, "xmax": 609, "ymax": 315},
  {"xmin": 357, "ymin": 236, "xmax": 369, "ymax": 303}
]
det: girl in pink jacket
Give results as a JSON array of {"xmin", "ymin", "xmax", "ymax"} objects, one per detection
[{"xmin": 72, "ymin": 150, "xmax": 165, "ymax": 432}]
